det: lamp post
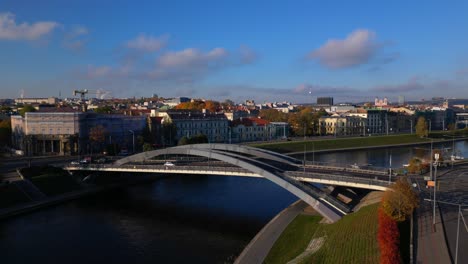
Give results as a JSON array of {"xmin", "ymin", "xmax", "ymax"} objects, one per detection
[
  {"xmin": 303, "ymin": 144, "xmax": 306, "ymax": 173},
  {"xmin": 433, "ymin": 152, "xmax": 439, "ymax": 227},
  {"xmin": 128, "ymin": 130, "xmax": 135, "ymax": 154},
  {"xmin": 303, "ymin": 123, "xmax": 306, "ymax": 140},
  {"xmin": 389, "ymin": 152, "xmax": 392, "ymax": 183},
  {"xmin": 424, "ymin": 199, "xmax": 467, "ymax": 264}
]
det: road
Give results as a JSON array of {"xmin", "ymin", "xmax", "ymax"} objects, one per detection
[
  {"xmin": 437, "ymin": 167, "xmax": 468, "ymax": 264},
  {"xmin": 0, "ymin": 155, "xmax": 78, "ymax": 182},
  {"xmin": 412, "ymin": 165, "xmax": 468, "ymax": 263}
]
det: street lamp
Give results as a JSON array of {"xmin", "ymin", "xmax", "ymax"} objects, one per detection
[
  {"xmin": 424, "ymin": 199, "xmax": 467, "ymax": 264},
  {"xmin": 433, "ymin": 152, "xmax": 439, "ymax": 227},
  {"xmin": 128, "ymin": 130, "xmax": 135, "ymax": 154}
]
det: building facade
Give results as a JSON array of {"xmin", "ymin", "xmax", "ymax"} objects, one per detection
[
  {"xmin": 317, "ymin": 97, "xmax": 334, "ymax": 106},
  {"xmin": 319, "ymin": 116, "xmax": 366, "ymax": 136},
  {"xmin": 230, "ymin": 117, "xmax": 272, "ymax": 142},
  {"xmin": 11, "ymin": 109, "xmax": 146, "ymax": 155},
  {"xmin": 165, "ymin": 110, "xmax": 228, "ymax": 143}
]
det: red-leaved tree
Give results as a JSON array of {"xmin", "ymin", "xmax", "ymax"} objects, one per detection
[{"xmin": 378, "ymin": 208, "xmax": 401, "ymax": 264}]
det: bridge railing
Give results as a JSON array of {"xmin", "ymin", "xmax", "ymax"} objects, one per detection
[
  {"xmin": 65, "ymin": 163, "xmax": 255, "ymax": 175},
  {"xmin": 285, "ymin": 171, "xmax": 392, "ymax": 188},
  {"xmin": 303, "ymin": 161, "xmax": 388, "ymax": 174},
  {"xmin": 277, "ymin": 172, "xmax": 351, "ymax": 214}
]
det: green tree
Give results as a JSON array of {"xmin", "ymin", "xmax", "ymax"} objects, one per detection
[
  {"xmin": 142, "ymin": 142, "xmax": 154, "ymax": 152},
  {"xmin": 94, "ymin": 105, "xmax": 113, "ymax": 114},
  {"xmin": 0, "ymin": 119, "xmax": 11, "ymax": 147},
  {"xmin": 178, "ymin": 136, "xmax": 189, "ymax": 146},
  {"xmin": 161, "ymin": 122, "xmax": 177, "ymax": 146},
  {"xmin": 19, "ymin": 105, "xmax": 36, "ymax": 117},
  {"xmin": 415, "ymin": 116, "xmax": 428, "ymax": 138}
]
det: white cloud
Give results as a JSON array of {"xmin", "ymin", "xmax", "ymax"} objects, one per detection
[
  {"xmin": 294, "ymin": 83, "xmax": 358, "ymax": 96},
  {"xmin": 63, "ymin": 25, "xmax": 89, "ymax": 51},
  {"xmin": 149, "ymin": 47, "xmax": 230, "ymax": 82},
  {"xmin": 86, "ymin": 65, "xmax": 112, "ymax": 78},
  {"xmin": 0, "ymin": 12, "xmax": 59, "ymax": 40},
  {"xmin": 239, "ymin": 45, "xmax": 257, "ymax": 64},
  {"xmin": 126, "ymin": 34, "xmax": 169, "ymax": 52},
  {"xmin": 371, "ymin": 77, "xmax": 424, "ymax": 93},
  {"xmin": 309, "ymin": 29, "xmax": 381, "ymax": 69}
]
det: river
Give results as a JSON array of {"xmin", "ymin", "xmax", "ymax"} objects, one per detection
[{"xmin": 0, "ymin": 140, "xmax": 467, "ymax": 263}]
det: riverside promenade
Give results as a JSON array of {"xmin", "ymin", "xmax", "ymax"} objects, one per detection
[
  {"xmin": 235, "ymin": 200, "xmax": 308, "ymax": 264},
  {"xmin": 416, "ymin": 199, "xmax": 451, "ymax": 264}
]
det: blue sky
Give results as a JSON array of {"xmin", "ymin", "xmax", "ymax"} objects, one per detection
[{"xmin": 1, "ymin": 0, "xmax": 468, "ymax": 103}]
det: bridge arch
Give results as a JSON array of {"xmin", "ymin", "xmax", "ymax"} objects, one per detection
[
  {"xmin": 115, "ymin": 146, "xmax": 343, "ymax": 222},
  {"xmin": 177, "ymin": 143, "xmax": 302, "ymax": 165}
]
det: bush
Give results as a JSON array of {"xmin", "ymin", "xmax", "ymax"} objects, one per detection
[{"xmin": 378, "ymin": 208, "xmax": 401, "ymax": 264}]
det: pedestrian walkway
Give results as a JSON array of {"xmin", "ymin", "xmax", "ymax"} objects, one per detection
[
  {"xmin": 234, "ymin": 200, "xmax": 308, "ymax": 264},
  {"xmin": 416, "ymin": 199, "xmax": 451, "ymax": 264}
]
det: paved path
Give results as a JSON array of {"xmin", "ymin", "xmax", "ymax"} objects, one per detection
[
  {"xmin": 415, "ymin": 199, "xmax": 451, "ymax": 264},
  {"xmin": 235, "ymin": 200, "xmax": 309, "ymax": 264}
]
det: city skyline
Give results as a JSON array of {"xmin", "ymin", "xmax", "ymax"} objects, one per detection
[{"xmin": 1, "ymin": 1, "xmax": 468, "ymax": 103}]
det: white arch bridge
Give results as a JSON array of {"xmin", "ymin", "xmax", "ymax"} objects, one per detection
[{"xmin": 64, "ymin": 144, "xmax": 395, "ymax": 223}]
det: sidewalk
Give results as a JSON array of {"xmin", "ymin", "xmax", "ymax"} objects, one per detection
[
  {"xmin": 416, "ymin": 199, "xmax": 451, "ymax": 264},
  {"xmin": 234, "ymin": 200, "xmax": 308, "ymax": 264}
]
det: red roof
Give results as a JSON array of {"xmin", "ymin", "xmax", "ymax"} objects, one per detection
[{"xmin": 231, "ymin": 117, "xmax": 269, "ymax": 127}]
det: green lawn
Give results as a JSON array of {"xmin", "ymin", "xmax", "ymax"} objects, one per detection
[
  {"xmin": 264, "ymin": 215, "xmax": 322, "ymax": 264},
  {"xmin": 0, "ymin": 184, "xmax": 30, "ymax": 208},
  {"xmin": 254, "ymin": 134, "xmax": 434, "ymax": 154},
  {"xmin": 301, "ymin": 204, "xmax": 380, "ymax": 264},
  {"xmin": 29, "ymin": 173, "xmax": 82, "ymax": 196},
  {"xmin": 265, "ymin": 203, "xmax": 380, "ymax": 264}
]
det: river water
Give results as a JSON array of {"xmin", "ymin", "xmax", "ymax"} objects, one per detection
[{"xmin": 1, "ymin": 140, "xmax": 467, "ymax": 263}]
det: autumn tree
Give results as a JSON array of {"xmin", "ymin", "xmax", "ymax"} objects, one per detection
[
  {"xmin": 381, "ymin": 177, "xmax": 419, "ymax": 222},
  {"xmin": 415, "ymin": 116, "xmax": 428, "ymax": 138},
  {"xmin": 259, "ymin": 109, "xmax": 288, "ymax": 122},
  {"xmin": 89, "ymin": 125, "xmax": 107, "ymax": 154},
  {"xmin": 378, "ymin": 208, "xmax": 401, "ymax": 264}
]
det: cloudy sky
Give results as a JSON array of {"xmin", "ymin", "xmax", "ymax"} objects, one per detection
[{"xmin": 1, "ymin": 1, "xmax": 468, "ymax": 103}]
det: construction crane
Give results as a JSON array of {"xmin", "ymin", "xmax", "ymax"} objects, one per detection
[
  {"xmin": 73, "ymin": 89, "xmax": 89, "ymax": 100},
  {"xmin": 73, "ymin": 89, "xmax": 111, "ymax": 100}
]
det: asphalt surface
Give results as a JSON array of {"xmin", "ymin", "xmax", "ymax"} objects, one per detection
[
  {"xmin": 234, "ymin": 200, "xmax": 308, "ymax": 264},
  {"xmin": 412, "ymin": 165, "xmax": 468, "ymax": 264},
  {"xmin": 436, "ymin": 167, "xmax": 468, "ymax": 264},
  {"xmin": 0, "ymin": 155, "xmax": 78, "ymax": 182}
]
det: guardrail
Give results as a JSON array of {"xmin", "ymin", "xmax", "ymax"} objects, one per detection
[
  {"xmin": 285, "ymin": 171, "xmax": 392, "ymax": 188},
  {"xmin": 303, "ymin": 163, "xmax": 389, "ymax": 176},
  {"xmin": 277, "ymin": 171, "xmax": 351, "ymax": 214},
  {"xmin": 64, "ymin": 163, "xmax": 254, "ymax": 175}
]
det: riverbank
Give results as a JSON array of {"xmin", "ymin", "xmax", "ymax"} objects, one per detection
[
  {"xmin": 234, "ymin": 200, "xmax": 308, "ymax": 264},
  {"xmin": 253, "ymin": 134, "xmax": 468, "ymax": 155},
  {"xmin": 0, "ymin": 173, "xmax": 160, "ymax": 221}
]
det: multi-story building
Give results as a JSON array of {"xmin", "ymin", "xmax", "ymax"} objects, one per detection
[
  {"xmin": 164, "ymin": 110, "xmax": 228, "ymax": 143},
  {"xmin": 319, "ymin": 115, "xmax": 366, "ymax": 136},
  {"xmin": 11, "ymin": 108, "xmax": 146, "ymax": 155},
  {"xmin": 15, "ymin": 97, "xmax": 59, "ymax": 105},
  {"xmin": 230, "ymin": 117, "xmax": 272, "ymax": 142},
  {"xmin": 317, "ymin": 97, "xmax": 334, "ymax": 106}
]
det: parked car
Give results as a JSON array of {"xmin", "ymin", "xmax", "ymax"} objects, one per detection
[
  {"xmin": 70, "ymin": 161, "xmax": 80, "ymax": 165},
  {"xmin": 164, "ymin": 162, "xmax": 175, "ymax": 166}
]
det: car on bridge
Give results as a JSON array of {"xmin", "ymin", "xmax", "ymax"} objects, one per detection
[{"xmin": 164, "ymin": 162, "xmax": 175, "ymax": 166}]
